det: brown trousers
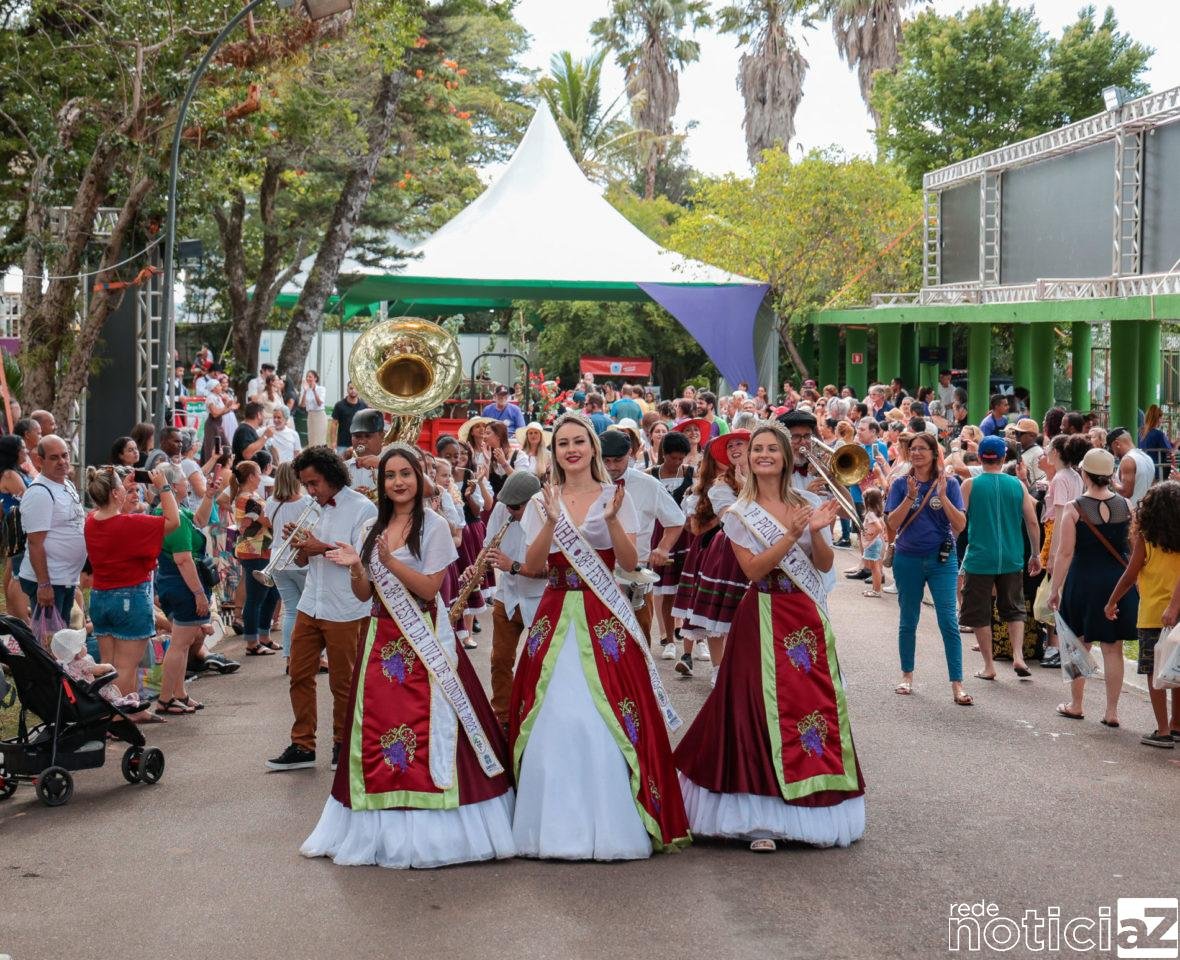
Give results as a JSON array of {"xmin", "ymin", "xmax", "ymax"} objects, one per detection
[
  {"xmin": 635, "ymin": 591, "xmax": 653, "ymax": 643},
  {"xmin": 288, "ymin": 611, "xmax": 367, "ymax": 751},
  {"xmin": 490, "ymin": 600, "xmax": 524, "ymax": 725}
]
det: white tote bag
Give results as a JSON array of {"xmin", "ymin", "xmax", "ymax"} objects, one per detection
[{"xmin": 1152, "ymin": 626, "xmax": 1180, "ymax": 689}]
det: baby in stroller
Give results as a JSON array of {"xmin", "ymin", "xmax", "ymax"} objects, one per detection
[{"xmin": 50, "ymin": 629, "xmax": 156, "ymax": 721}]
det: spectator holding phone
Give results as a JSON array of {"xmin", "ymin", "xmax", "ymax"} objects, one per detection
[{"xmin": 84, "ymin": 465, "xmax": 179, "ymax": 704}]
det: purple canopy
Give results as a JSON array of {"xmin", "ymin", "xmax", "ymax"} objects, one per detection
[{"xmin": 639, "ymin": 282, "xmax": 770, "ymax": 388}]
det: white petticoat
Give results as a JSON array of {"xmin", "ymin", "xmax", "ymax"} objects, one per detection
[
  {"xmin": 679, "ymin": 773, "xmax": 865, "ymax": 848},
  {"xmin": 300, "ymin": 790, "xmax": 516, "ymax": 869},
  {"xmin": 512, "ymin": 625, "xmax": 653, "ymax": 860}
]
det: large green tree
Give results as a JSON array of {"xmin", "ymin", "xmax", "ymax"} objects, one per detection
[
  {"xmin": 872, "ymin": 2, "xmax": 1153, "ymax": 186},
  {"xmin": 668, "ymin": 148, "xmax": 921, "ymax": 375},
  {"xmin": 591, "ymin": 0, "xmax": 711, "ymax": 200}
]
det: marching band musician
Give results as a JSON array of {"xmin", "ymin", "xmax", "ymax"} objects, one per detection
[
  {"xmin": 482, "ymin": 471, "xmax": 546, "ymax": 729},
  {"xmin": 599, "ymin": 429, "xmax": 685, "ymax": 641},
  {"xmin": 778, "ymin": 410, "xmax": 828, "ymax": 496},
  {"xmin": 344, "ymin": 409, "xmax": 387, "ymax": 498}
]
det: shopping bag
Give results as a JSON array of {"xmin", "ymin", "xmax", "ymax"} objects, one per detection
[
  {"xmin": 1033, "ymin": 577, "xmax": 1054, "ymax": 625},
  {"xmin": 30, "ymin": 605, "xmax": 65, "ymax": 649},
  {"xmin": 1055, "ymin": 613, "xmax": 1097, "ymax": 682},
  {"xmin": 1152, "ymin": 626, "xmax": 1180, "ymax": 689}
]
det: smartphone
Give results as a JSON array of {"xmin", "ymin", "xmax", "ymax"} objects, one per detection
[
  {"xmin": 213, "ymin": 436, "xmax": 224, "ymax": 455},
  {"xmin": 133, "ymin": 469, "xmax": 151, "ymax": 484}
]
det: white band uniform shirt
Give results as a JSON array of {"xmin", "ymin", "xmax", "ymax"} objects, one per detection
[
  {"xmin": 296, "ymin": 486, "xmax": 378, "ymax": 623},
  {"xmin": 18, "ymin": 477, "xmax": 87, "ymax": 586},
  {"xmin": 348, "ymin": 460, "xmax": 376, "ymax": 494},
  {"xmin": 622, "ymin": 467, "xmax": 685, "ymax": 566}
]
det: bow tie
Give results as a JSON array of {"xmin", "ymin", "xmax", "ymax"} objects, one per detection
[
  {"xmin": 324, "ymin": 497, "xmax": 336, "ymax": 508},
  {"xmin": 794, "ymin": 466, "xmax": 810, "ymax": 476}
]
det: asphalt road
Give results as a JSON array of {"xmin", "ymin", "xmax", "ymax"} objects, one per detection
[{"xmin": 2, "ymin": 552, "xmax": 1176, "ymax": 960}]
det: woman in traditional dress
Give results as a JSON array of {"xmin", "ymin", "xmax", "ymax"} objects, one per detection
[
  {"xmin": 301, "ymin": 444, "xmax": 515, "ymax": 869},
  {"xmin": 650, "ymin": 430, "xmax": 694, "ymax": 657},
  {"xmin": 674, "ymin": 422, "xmax": 866, "ymax": 852},
  {"xmin": 687, "ymin": 430, "xmax": 751, "ymax": 685},
  {"xmin": 510, "ymin": 413, "xmax": 690, "ymax": 860}
]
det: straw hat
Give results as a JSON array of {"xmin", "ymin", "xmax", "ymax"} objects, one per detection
[
  {"xmin": 457, "ymin": 416, "xmax": 494, "ymax": 444},
  {"xmin": 514, "ymin": 421, "xmax": 548, "ymax": 448},
  {"xmin": 707, "ymin": 429, "xmax": 751, "ymax": 468}
]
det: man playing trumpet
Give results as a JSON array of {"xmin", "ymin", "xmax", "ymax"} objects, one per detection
[{"xmin": 344, "ymin": 409, "xmax": 387, "ymax": 499}]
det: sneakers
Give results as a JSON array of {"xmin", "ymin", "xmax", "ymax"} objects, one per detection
[
  {"xmin": 863, "ymin": 589, "xmax": 883, "ymax": 598},
  {"xmin": 844, "ymin": 568, "xmax": 871, "ymax": 580},
  {"xmin": 675, "ymin": 653, "xmax": 693, "ymax": 677},
  {"xmin": 266, "ymin": 744, "xmax": 316, "ymax": 771},
  {"xmin": 883, "ymin": 582, "xmax": 898, "ymax": 594},
  {"xmin": 834, "ymin": 538, "xmax": 852, "ymax": 548},
  {"xmin": 331, "ymin": 742, "xmax": 341, "ymax": 770},
  {"xmin": 1140, "ymin": 731, "xmax": 1175, "ymax": 748},
  {"xmin": 661, "ymin": 643, "xmax": 677, "ymax": 660},
  {"xmin": 693, "ymin": 641, "xmax": 711, "ymax": 662},
  {"xmin": 1040, "ymin": 649, "xmax": 1061, "ymax": 668}
]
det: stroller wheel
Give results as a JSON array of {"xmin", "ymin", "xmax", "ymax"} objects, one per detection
[
  {"xmin": 35, "ymin": 766, "xmax": 73, "ymax": 807},
  {"xmin": 0, "ymin": 767, "xmax": 16, "ymax": 800},
  {"xmin": 140, "ymin": 747, "xmax": 165, "ymax": 785},
  {"xmin": 121, "ymin": 746, "xmax": 144, "ymax": 784}
]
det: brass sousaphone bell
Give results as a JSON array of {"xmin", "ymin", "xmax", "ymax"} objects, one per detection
[{"xmin": 349, "ymin": 317, "xmax": 463, "ymax": 445}]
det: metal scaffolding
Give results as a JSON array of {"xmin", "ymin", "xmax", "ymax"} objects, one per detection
[
  {"xmin": 133, "ymin": 247, "xmax": 163, "ymax": 425},
  {"xmin": 1113, "ymin": 128, "xmax": 1144, "ymax": 277},
  {"xmin": 922, "ymin": 192, "xmax": 941, "ymax": 288},
  {"xmin": 979, "ymin": 172, "xmax": 1002, "ymax": 286}
]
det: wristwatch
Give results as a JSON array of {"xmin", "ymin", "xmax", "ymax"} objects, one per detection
[
  {"xmin": 160, "ymin": 484, "xmax": 174, "ymax": 493},
  {"xmin": 510, "ymin": 561, "xmax": 521, "ymax": 575}
]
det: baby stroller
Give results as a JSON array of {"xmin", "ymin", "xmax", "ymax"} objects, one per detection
[{"xmin": 0, "ymin": 615, "xmax": 164, "ymax": 807}]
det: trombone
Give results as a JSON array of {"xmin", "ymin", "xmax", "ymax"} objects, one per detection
[
  {"xmin": 252, "ymin": 501, "xmax": 323, "ymax": 587},
  {"xmin": 798, "ymin": 438, "xmax": 871, "ymax": 531}
]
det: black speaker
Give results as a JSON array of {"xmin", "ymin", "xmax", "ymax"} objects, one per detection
[
  {"xmin": 918, "ymin": 346, "xmax": 946, "ymax": 365},
  {"xmin": 84, "ymin": 285, "xmax": 142, "ymax": 466}
]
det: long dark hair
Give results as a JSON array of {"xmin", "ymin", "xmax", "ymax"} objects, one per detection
[
  {"xmin": 361, "ymin": 445, "xmax": 425, "ymax": 565},
  {"xmin": 0, "ymin": 434, "xmax": 24, "ymax": 473}
]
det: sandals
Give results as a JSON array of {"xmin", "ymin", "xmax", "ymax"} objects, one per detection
[
  {"xmin": 155, "ymin": 698, "xmax": 195, "ymax": 716},
  {"xmin": 462, "ymin": 638, "xmax": 478, "ymax": 650},
  {"xmin": 245, "ymin": 645, "xmax": 276, "ymax": 656},
  {"xmin": 953, "ymin": 691, "xmax": 974, "ymax": 706},
  {"xmin": 894, "ymin": 682, "xmax": 913, "ymax": 696},
  {"xmin": 1013, "ymin": 665, "xmax": 1032, "ymax": 679},
  {"xmin": 175, "ymin": 695, "xmax": 204, "ymax": 711},
  {"xmin": 749, "ymin": 839, "xmax": 777, "ymax": 853},
  {"xmin": 259, "ymin": 639, "xmax": 281, "ymax": 652},
  {"xmin": 862, "ymin": 589, "xmax": 883, "ymax": 598},
  {"xmin": 1056, "ymin": 703, "xmax": 1084, "ymax": 720},
  {"xmin": 973, "ymin": 671, "xmax": 996, "ymax": 681}
]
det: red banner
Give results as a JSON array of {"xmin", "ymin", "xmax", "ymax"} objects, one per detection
[{"xmin": 579, "ymin": 356, "xmax": 652, "ymax": 378}]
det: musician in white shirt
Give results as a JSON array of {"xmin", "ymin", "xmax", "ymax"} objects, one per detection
[
  {"xmin": 599, "ymin": 428, "xmax": 684, "ymax": 640},
  {"xmin": 481, "ymin": 471, "xmax": 546, "ymax": 727},
  {"xmin": 344, "ymin": 409, "xmax": 385, "ymax": 497}
]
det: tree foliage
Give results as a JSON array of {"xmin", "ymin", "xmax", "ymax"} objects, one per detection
[
  {"xmin": 872, "ymin": 1, "xmax": 1153, "ymax": 186},
  {"xmin": 667, "ymin": 149, "xmax": 921, "ymax": 363},
  {"xmin": 825, "ymin": 0, "xmax": 913, "ymax": 128}
]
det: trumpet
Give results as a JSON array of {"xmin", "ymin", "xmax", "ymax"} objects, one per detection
[
  {"xmin": 798, "ymin": 437, "xmax": 871, "ymax": 530},
  {"xmin": 448, "ymin": 519, "xmax": 513, "ymax": 622},
  {"xmin": 252, "ymin": 501, "xmax": 323, "ymax": 587}
]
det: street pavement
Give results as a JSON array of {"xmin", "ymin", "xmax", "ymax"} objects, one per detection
[{"xmin": 2, "ymin": 549, "xmax": 1176, "ymax": 960}]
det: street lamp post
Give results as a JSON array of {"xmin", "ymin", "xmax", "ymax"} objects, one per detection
[{"xmin": 155, "ymin": 0, "xmax": 352, "ymax": 431}]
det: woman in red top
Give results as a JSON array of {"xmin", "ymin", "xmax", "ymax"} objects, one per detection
[{"xmin": 84, "ymin": 465, "xmax": 180, "ymax": 704}]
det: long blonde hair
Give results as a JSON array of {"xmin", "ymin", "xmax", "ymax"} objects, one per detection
[
  {"xmin": 549, "ymin": 413, "xmax": 607, "ymax": 485},
  {"xmin": 736, "ymin": 422, "xmax": 807, "ymax": 508}
]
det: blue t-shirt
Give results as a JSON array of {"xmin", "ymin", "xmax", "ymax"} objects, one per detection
[
  {"xmin": 979, "ymin": 412, "xmax": 1008, "ymax": 437},
  {"xmin": 588, "ymin": 411, "xmax": 613, "ymax": 435},
  {"xmin": 886, "ymin": 474, "xmax": 963, "ymax": 556},
  {"xmin": 481, "ymin": 401, "xmax": 525, "ymax": 431}
]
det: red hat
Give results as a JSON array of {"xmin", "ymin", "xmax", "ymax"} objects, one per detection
[
  {"xmin": 673, "ymin": 418, "xmax": 712, "ymax": 443},
  {"xmin": 707, "ymin": 430, "xmax": 751, "ymax": 468}
]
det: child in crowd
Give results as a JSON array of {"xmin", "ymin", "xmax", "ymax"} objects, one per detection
[
  {"xmin": 50, "ymin": 628, "xmax": 156, "ymax": 720},
  {"xmin": 861, "ymin": 488, "xmax": 886, "ymax": 598},
  {"xmin": 1104, "ymin": 481, "xmax": 1180, "ymax": 748}
]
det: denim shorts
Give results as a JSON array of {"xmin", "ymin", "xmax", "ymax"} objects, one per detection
[
  {"xmin": 862, "ymin": 539, "xmax": 884, "ymax": 562},
  {"xmin": 155, "ymin": 573, "xmax": 212, "ymax": 627},
  {"xmin": 90, "ymin": 581, "xmax": 155, "ymax": 640}
]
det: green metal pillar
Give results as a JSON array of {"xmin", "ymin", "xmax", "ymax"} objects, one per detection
[
  {"xmin": 845, "ymin": 326, "xmax": 869, "ymax": 398},
  {"xmin": 1013, "ymin": 325, "xmax": 1033, "ymax": 397},
  {"xmin": 938, "ymin": 324, "xmax": 954, "ymax": 371},
  {"xmin": 1071, "ymin": 322, "xmax": 1092, "ymax": 412},
  {"xmin": 1109, "ymin": 320, "xmax": 1140, "ymax": 431},
  {"xmin": 1029, "ymin": 324, "xmax": 1056, "ymax": 423},
  {"xmin": 818, "ymin": 326, "xmax": 839, "ymax": 388},
  {"xmin": 877, "ymin": 323, "xmax": 901, "ymax": 384},
  {"xmin": 900, "ymin": 324, "xmax": 919, "ymax": 391},
  {"xmin": 918, "ymin": 325, "xmax": 940, "ymax": 391},
  {"xmin": 967, "ymin": 324, "xmax": 991, "ymax": 422},
  {"xmin": 1138, "ymin": 319, "xmax": 1162, "ymax": 412}
]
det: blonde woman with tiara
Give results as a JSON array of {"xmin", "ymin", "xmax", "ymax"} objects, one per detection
[{"xmin": 673, "ymin": 422, "xmax": 866, "ymax": 852}]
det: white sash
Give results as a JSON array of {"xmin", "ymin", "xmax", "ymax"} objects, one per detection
[
  {"xmin": 367, "ymin": 552, "xmax": 504, "ymax": 778},
  {"xmin": 732, "ymin": 500, "xmax": 830, "ymax": 614},
  {"xmin": 543, "ymin": 499, "xmax": 682, "ymax": 732}
]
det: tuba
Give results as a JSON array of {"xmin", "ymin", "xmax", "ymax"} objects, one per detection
[
  {"xmin": 349, "ymin": 317, "xmax": 463, "ymax": 445},
  {"xmin": 799, "ymin": 437, "xmax": 871, "ymax": 530}
]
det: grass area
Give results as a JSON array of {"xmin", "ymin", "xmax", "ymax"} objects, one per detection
[{"xmin": 1124, "ymin": 638, "xmax": 1139, "ymax": 664}]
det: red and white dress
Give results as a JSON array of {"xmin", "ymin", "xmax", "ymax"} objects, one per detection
[
  {"xmin": 650, "ymin": 466, "xmax": 694, "ymax": 596},
  {"xmin": 509, "ymin": 486, "xmax": 690, "ymax": 860},
  {"xmin": 688, "ymin": 483, "xmax": 749, "ymax": 636},
  {"xmin": 674, "ymin": 497, "xmax": 866, "ymax": 847},
  {"xmin": 301, "ymin": 511, "xmax": 515, "ymax": 868}
]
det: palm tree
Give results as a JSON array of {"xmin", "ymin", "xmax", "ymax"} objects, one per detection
[
  {"xmin": 591, "ymin": 0, "xmax": 712, "ymax": 200},
  {"xmin": 537, "ymin": 49, "xmax": 641, "ymax": 184},
  {"xmin": 717, "ymin": 1, "xmax": 811, "ymax": 167},
  {"xmin": 826, "ymin": 0, "xmax": 914, "ymax": 128}
]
